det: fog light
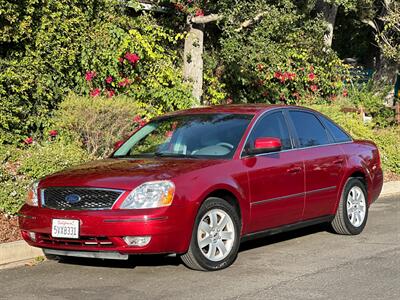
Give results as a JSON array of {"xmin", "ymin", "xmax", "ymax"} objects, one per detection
[
  {"xmin": 123, "ymin": 236, "xmax": 151, "ymax": 247},
  {"xmin": 28, "ymin": 231, "xmax": 36, "ymax": 242}
]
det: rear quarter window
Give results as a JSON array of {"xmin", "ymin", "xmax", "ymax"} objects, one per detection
[{"xmin": 319, "ymin": 115, "xmax": 352, "ymax": 143}]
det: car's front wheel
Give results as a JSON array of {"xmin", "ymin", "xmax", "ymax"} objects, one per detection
[
  {"xmin": 331, "ymin": 178, "xmax": 369, "ymax": 235},
  {"xmin": 181, "ymin": 197, "xmax": 241, "ymax": 271}
]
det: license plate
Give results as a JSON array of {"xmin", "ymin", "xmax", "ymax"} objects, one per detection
[{"xmin": 52, "ymin": 219, "xmax": 79, "ymax": 239}]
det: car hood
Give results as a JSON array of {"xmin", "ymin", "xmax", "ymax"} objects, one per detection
[{"xmin": 40, "ymin": 158, "xmax": 224, "ymax": 190}]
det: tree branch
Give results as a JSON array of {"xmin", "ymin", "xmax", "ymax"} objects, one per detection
[
  {"xmin": 191, "ymin": 14, "xmax": 222, "ymax": 24},
  {"xmin": 234, "ymin": 12, "xmax": 268, "ymax": 32}
]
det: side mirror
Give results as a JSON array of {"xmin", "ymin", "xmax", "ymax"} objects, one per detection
[
  {"xmin": 113, "ymin": 140, "xmax": 124, "ymax": 150},
  {"xmin": 247, "ymin": 137, "xmax": 282, "ymax": 155}
]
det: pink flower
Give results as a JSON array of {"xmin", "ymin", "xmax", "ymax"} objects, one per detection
[
  {"xmin": 124, "ymin": 52, "xmax": 140, "ymax": 64},
  {"xmin": 24, "ymin": 137, "xmax": 33, "ymax": 145},
  {"xmin": 342, "ymin": 89, "xmax": 348, "ymax": 97},
  {"xmin": 49, "ymin": 130, "xmax": 58, "ymax": 137},
  {"xmin": 118, "ymin": 78, "xmax": 130, "ymax": 87},
  {"xmin": 90, "ymin": 88, "xmax": 101, "ymax": 97},
  {"xmin": 195, "ymin": 9, "xmax": 204, "ymax": 17},
  {"xmin": 118, "ymin": 57, "xmax": 124, "ymax": 63},
  {"xmin": 133, "ymin": 115, "xmax": 142, "ymax": 124},
  {"xmin": 310, "ymin": 84, "xmax": 318, "ymax": 92},
  {"xmin": 165, "ymin": 131, "xmax": 173, "ymax": 138},
  {"xmin": 106, "ymin": 89, "xmax": 115, "ymax": 98},
  {"xmin": 85, "ymin": 71, "xmax": 96, "ymax": 81},
  {"xmin": 226, "ymin": 97, "xmax": 233, "ymax": 104},
  {"xmin": 105, "ymin": 76, "xmax": 113, "ymax": 84},
  {"xmin": 308, "ymin": 73, "xmax": 316, "ymax": 81}
]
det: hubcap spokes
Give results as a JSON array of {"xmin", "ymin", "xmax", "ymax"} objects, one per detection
[
  {"xmin": 346, "ymin": 186, "xmax": 366, "ymax": 227},
  {"xmin": 197, "ymin": 209, "xmax": 235, "ymax": 262}
]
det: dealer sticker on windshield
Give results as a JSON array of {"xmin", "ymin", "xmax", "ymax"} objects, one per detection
[{"xmin": 52, "ymin": 219, "xmax": 79, "ymax": 239}]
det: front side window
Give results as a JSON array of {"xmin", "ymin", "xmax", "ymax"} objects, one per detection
[
  {"xmin": 289, "ymin": 111, "xmax": 330, "ymax": 148},
  {"xmin": 113, "ymin": 114, "xmax": 253, "ymax": 159},
  {"xmin": 245, "ymin": 111, "xmax": 292, "ymax": 152}
]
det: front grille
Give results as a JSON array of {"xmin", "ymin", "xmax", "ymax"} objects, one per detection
[
  {"xmin": 38, "ymin": 233, "xmax": 115, "ymax": 248},
  {"xmin": 42, "ymin": 187, "xmax": 123, "ymax": 210}
]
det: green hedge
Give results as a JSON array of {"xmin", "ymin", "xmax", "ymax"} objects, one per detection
[{"xmin": 310, "ymin": 104, "xmax": 400, "ymax": 175}]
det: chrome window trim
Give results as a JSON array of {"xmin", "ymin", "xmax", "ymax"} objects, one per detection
[
  {"xmin": 40, "ymin": 187, "xmax": 126, "ymax": 211},
  {"xmin": 240, "ymin": 107, "xmax": 354, "ymax": 159}
]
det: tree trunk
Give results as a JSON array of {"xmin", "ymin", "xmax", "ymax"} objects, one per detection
[
  {"xmin": 183, "ymin": 23, "xmax": 204, "ymax": 105},
  {"xmin": 315, "ymin": 0, "xmax": 338, "ymax": 47}
]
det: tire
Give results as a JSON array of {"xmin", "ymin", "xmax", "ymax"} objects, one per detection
[
  {"xmin": 331, "ymin": 178, "xmax": 369, "ymax": 235},
  {"xmin": 181, "ymin": 197, "xmax": 241, "ymax": 271}
]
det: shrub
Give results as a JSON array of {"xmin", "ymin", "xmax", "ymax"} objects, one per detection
[
  {"xmin": 0, "ymin": 141, "xmax": 88, "ymax": 215},
  {"xmin": 310, "ymin": 104, "xmax": 400, "ymax": 174},
  {"xmin": 52, "ymin": 94, "xmax": 148, "ymax": 158}
]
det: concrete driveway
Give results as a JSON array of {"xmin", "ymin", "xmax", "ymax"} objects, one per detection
[{"xmin": 0, "ymin": 195, "xmax": 399, "ymax": 300}]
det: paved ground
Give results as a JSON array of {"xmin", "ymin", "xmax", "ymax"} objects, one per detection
[{"xmin": 0, "ymin": 195, "xmax": 399, "ymax": 300}]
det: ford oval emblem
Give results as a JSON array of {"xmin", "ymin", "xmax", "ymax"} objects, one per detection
[{"xmin": 65, "ymin": 194, "xmax": 81, "ymax": 204}]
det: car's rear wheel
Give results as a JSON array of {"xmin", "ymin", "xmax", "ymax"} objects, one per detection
[
  {"xmin": 181, "ymin": 197, "xmax": 240, "ymax": 271},
  {"xmin": 331, "ymin": 178, "xmax": 368, "ymax": 235}
]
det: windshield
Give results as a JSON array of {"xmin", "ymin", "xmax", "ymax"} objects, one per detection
[{"xmin": 113, "ymin": 113, "xmax": 253, "ymax": 159}]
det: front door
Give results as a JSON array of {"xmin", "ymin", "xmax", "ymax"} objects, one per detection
[{"xmin": 243, "ymin": 111, "xmax": 305, "ymax": 233}]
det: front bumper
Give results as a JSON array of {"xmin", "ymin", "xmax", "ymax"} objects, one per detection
[{"xmin": 18, "ymin": 204, "xmax": 193, "ymax": 255}]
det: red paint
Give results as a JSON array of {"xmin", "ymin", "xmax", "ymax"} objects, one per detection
[{"xmin": 19, "ymin": 105, "xmax": 383, "ymax": 255}]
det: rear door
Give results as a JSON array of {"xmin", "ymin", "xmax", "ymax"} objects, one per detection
[
  {"xmin": 287, "ymin": 110, "xmax": 346, "ymax": 220},
  {"xmin": 243, "ymin": 110, "xmax": 305, "ymax": 233}
]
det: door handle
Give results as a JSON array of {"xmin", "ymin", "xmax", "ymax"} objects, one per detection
[{"xmin": 287, "ymin": 166, "xmax": 302, "ymax": 174}]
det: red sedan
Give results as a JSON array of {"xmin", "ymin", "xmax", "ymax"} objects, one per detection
[{"xmin": 19, "ymin": 105, "xmax": 383, "ymax": 271}]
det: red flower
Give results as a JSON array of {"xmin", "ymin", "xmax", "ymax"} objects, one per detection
[
  {"xmin": 85, "ymin": 71, "xmax": 96, "ymax": 81},
  {"xmin": 195, "ymin": 9, "xmax": 204, "ymax": 17},
  {"xmin": 90, "ymin": 88, "xmax": 101, "ymax": 97},
  {"xmin": 133, "ymin": 115, "xmax": 142, "ymax": 124},
  {"xmin": 105, "ymin": 76, "xmax": 113, "ymax": 84},
  {"xmin": 287, "ymin": 72, "xmax": 296, "ymax": 81},
  {"xmin": 118, "ymin": 57, "xmax": 124, "ymax": 63},
  {"xmin": 118, "ymin": 78, "xmax": 130, "ymax": 87},
  {"xmin": 139, "ymin": 119, "xmax": 147, "ymax": 127},
  {"xmin": 342, "ymin": 89, "xmax": 348, "ymax": 97},
  {"xmin": 124, "ymin": 52, "xmax": 140, "ymax": 64},
  {"xmin": 257, "ymin": 63, "xmax": 264, "ymax": 71},
  {"xmin": 308, "ymin": 73, "xmax": 316, "ymax": 81},
  {"xmin": 49, "ymin": 130, "xmax": 58, "ymax": 137},
  {"xmin": 174, "ymin": 3, "xmax": 185, "ymax": 12},
  {"xmin": 310, "ymin": 84, "xmax": 318, "ymax": 92},
  {"xmin": 106, "ymin": 89, "xmax": 115, "ymax": 98},
  {"xmin": 24, "ymin": 137, "xmax": 33, "ymax": 145},
  {"xmin": 274, "ymin": 71, "xmax": 282, "ymax": 80}
]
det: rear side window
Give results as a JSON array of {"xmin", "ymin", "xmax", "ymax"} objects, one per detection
[
  {"xmin": 319, "ymin": 115, "xmax": 351, "ymax": 143},
  {"xmin": 246, "ymin": 111, "xmax": 292, "ymax": 151},
  {"xmin": 289, "ymin": 111, "xmax": 330, "ymax": 148}
]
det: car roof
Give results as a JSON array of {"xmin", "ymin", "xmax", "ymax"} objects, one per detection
[{"xmin": 164, "ymin": 104, "xmax": 296, "ymax": 116}]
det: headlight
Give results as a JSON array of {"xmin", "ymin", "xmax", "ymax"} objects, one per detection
[
  {"xmin": 26, "ymin": 181, "xmax": 39, "ymax": 207},
  {"xmin": 120, "ymin": 181, "xmax": 175, "ymax": 209}
]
